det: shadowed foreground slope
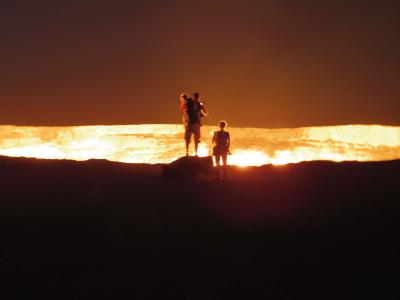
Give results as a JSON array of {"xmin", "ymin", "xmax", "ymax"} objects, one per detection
[{"xmin": 0, "ymin": 156, "xmax": 399, "ymax": 299}]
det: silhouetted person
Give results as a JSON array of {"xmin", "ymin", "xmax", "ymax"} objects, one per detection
[
  {"xmin": 180, "ymin": 93, "xmax": 190, "ymax": 126},
  {"xmin": 180, "ymin": 92, "xmax": 208, "ymax": 156},
  {"xmin": 212, "ymin": 121, "xmax": 230, "ymax": 179}
]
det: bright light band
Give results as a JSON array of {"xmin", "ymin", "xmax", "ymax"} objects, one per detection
[{"xmin": 0, "ymin": 124, "xmax": 399, "ymax": 166}]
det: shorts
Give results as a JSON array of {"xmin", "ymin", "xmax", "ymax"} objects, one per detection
[
  {"xmin": 184, "ymin": 124, "xmax": 201, "ymax": 144},
  {"xmin": 213, "ymin": 146, "xmax": 229, "ymax": 156}
]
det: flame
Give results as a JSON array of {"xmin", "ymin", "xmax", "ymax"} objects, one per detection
[
  {"xmin": 0, "ymin": 124, "xmax": 399, "ymax": 166},
  {"xmin": 229, "ymin": 150, "xmax": 270, "ymax": 167}
]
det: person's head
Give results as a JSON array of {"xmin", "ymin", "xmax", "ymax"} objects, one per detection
[
  {"xmin": 180, "ymin": 93, "xmax": 188, "ymax": 101},
  {"xmin": 193, "ymin": 92, "xmax": 200, "ymax": 100},
  {"xmin": 219, "ymin": 121, "xmax": 227, "ymax": 130}
]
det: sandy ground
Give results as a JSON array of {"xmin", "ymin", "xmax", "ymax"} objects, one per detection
[{"xmin": 0, "ymin": 156, "xmax": 399, "ymax": 299}]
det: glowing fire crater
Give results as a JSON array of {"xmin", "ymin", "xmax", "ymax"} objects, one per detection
[{"xmin": 0, "ymin": 124, "xmax": 399, "ymax": 166}]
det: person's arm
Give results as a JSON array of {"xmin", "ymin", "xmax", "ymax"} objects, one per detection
[
  {"xmin": 227, "ymin": 132, "xmax": 230, "ymax": 148},
  {"xmin": 200, "ymin": 102, "xmax": 208, "ymax": 117},
  {"xmin": 212, "ymin": 132, "xmax": 216, "ymax": 144}
]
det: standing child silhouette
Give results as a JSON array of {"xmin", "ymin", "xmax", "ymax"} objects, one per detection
[{"xmin": 212, "ymin": 121, "xmax": 230, "ymax": 179}]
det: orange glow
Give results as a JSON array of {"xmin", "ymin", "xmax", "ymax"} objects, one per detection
[
  {"xmin": 228, "ymin": 150, "xmax": 270, "ymax": 167},
  {"xmin": 0, "ymin": 124, "xmax": 399, "ymax": 166}
]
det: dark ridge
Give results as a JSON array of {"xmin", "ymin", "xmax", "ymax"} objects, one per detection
[{"xmin": 1, "ymin": 155, "xmax": 399, "ymax": 298}]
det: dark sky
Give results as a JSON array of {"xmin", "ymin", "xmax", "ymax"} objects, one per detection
[{"xmin": 1, "ymin": 0, "xmax": 399, "ymax": 127}]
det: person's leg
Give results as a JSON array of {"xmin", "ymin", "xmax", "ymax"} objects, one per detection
[
  {"xmin": 215, "ymin": 154, "xmax": 221, "ymax": 179},
  {"xmin": 222, "ymin": 154, "xmax": 228, "ymax": 179},
  {"xmin": 194, "ymin": 124, "xmax": 200, "ymax": 156},
  {"xmin": 184, "ymin": 126, "xmax": 191, "ymax": 156},
  {"xmin": 185, "ymin": 135, "xmax": 190, "ymax": 156}
]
